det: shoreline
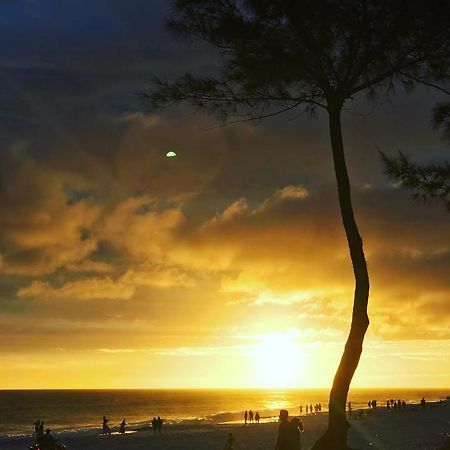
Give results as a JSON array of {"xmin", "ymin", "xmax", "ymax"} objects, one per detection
[{"xmin": 1, "ymin": 400, "xmax": 448, "ymax": 450}]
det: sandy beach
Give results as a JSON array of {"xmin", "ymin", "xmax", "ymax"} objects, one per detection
[{"xmin": 1, "ymin": 401, "xmax": 449, "ymax": 450}]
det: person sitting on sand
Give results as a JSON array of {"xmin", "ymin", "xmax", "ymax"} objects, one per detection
[
  {"xmin": 120, "ymin": 418, "xmax": 126, "ymax": 434},
  {"xmin": 39, "ymin": 428, "xmax": 56, "ymax": 450},
  {"xmin": 274, "ymin": 410, "xmax": 302, "ymax": 450},
  {"xmin": 224, "ymin": 432, "xmax": 237, "ymax": 450}
]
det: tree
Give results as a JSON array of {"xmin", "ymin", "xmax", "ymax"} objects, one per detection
[
  {"xmin": 381, "ymin": 101, "xmax": 450, "ymax": 211},
  {"xmin": 144, "ymin": 1, "xmax": 450, "ymax": 448}
]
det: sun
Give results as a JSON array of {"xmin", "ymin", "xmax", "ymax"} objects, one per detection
[{"xmin": 251, "ymin": 329, "xmax": 304, "ymax": 388}]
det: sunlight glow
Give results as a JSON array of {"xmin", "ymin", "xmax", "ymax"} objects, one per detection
[{"xmin": 252, "ymin": 329, "xmax": 304, "ymax": 388}]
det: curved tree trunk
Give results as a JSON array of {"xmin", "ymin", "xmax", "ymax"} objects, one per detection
[{"xmin": 311, "ymin": 100, "xmax": 370, "ymax": 450}]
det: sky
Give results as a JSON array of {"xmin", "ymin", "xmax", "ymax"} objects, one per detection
[{"xmin": 0, "ymin": 0, "xmax": 449, "ymax": 389}]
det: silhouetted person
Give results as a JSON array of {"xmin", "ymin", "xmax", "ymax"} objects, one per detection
[
  {"xmin": 157, "ymin": 416, "xmax": 163, "ymax": 435},
  {"xmin": 255, "ymin": 411, "xmax": 260, "ymax": 423},
  {"xmin": 274, "ymin": 410, "xmax": 302, "ymax": 450},
  {"xmin": 152, "ymin": 417, "xmax": 158, "ymax": 435},
  {"xmin": 38, "ymin": 422, "xmax": 44, "ymax": 440},
  {"xmin": 102, "ymin": 416, "xmax": 110, "ymax": 435},
  {"xmin": 305, "ymin": 405, "xmax": 308, "ymax": 414},
  {"xmin": 249, "ymin": 410, "xmax": 254, "ymax": 423},
  {"xmin": 244, "ymin": 410, "xmax": 248, "ymax": 424},
  {"xmin": 402, "ymin": 400, "xmax": 407, "ymax": 410},
  {"xmin": 33, "ymin": 419, "xmax": 41, "ymax": 438},
  {"xmin": 348, "ymin": 401, "xmax": 352, "ymax": 419},
  {"xmin": 299, "ymin": 406, "xmax": 303, "ymax": 414},
  {"xmin": 291, "ymin": 417, "xmax": 304, "ymax": 436},
  {"xmin": 120, "ymin": 418, "xmax": 126, "ymax": 434},
  {"xmin": 224, "ymin": 432, "xmax": 237, "ymax": 450},
  {"xmin": 309, "ymin": 404, "xmax": 313, "ymax": 415},
  {"xmin": 39, "ymin": 429, "xmax": 56, "ymax": 450},
  {"xmin": 421, "ymin": 398, "xmax": 426, "ymax": 410}
]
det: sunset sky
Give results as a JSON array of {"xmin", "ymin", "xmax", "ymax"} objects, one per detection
[{"xmin": 0, "ymin": 0, "xmax": 449, "ymax": 389}]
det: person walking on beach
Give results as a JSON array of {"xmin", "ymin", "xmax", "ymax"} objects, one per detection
[
  {"xmin": 120, "ymin": 418, "xmax": 126, "ymax": 434},
  {"xmin": 255, "ymin": 411, "xmax": 260, "ymax": 423},
  {"xmin": 274, "ymin": 410, "xmax": 303, "ymax": 450},
  {"xmin": 249, "ymin": 410, "xmax": 254, "ymax": 423},
  {"xmin": 152, "ymin": 417, "xmax": 158, "ymax": 435},
  {"xmin": 421, "ymin": 398, "xmax": 426, "ymax": 410},
  {"xmin": 157, "ymin": 416, "xmax": 163, "ymax": 435},
  {"xmin": 244, "ymin": 410, "xmax": 248, "ymax": 424},
  {"xmin": 102, "ymin": 416, "xmax": 110, "ymax": 435},
  {"xmin": 299, "ymin": 405, "xmax": 303, "ymax": 415},
  {"xmin": 224, "ymin": 432, "xmax": 237, "ymax": 450}
]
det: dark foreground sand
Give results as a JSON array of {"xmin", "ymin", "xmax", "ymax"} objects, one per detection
[{"xmin": 2, "ymin": 401, "xmax": 449, "ymax": 450}]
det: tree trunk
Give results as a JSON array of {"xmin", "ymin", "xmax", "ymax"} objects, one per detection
[{"xmin": 311, "ymin": 101, "xmax": 370, "ymax": 450}]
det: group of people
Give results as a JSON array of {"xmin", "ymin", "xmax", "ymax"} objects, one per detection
[
  {"xmin": 151, "ymin": 416, "xmax": 164, "ymax": 435},
  {"xmin": 102, "ymin": 416, "xmax": 127, "ymax": 435},
  {"xmin": 386, "ymin": 398, "xmax": 407, "ymax": 412},
  {"xmin": 32, "ymin": 420, "xmax": 61, "ymax": 450},
  {"xmin": 274, "ymin": 410, "xmax": 304, "ymax": 450},
  {"xmin": 299, "ymin": 403, "xmax": 322, "ymax": 415},
  {"xmin": 102, "ymin": 415, "xmax": 164, "ymax": 436},
  {"xmin": 243, "ymin": 410, "xmax": 260, "ymax": 423},
  {"xmin": 346, "ymin": 397, "xmax": 417, "ymax": 418}
]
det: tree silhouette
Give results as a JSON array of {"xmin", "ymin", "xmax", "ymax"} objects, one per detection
[
  {"xmin": 145, "ymin": 1, "xmax": 450, "ymax": 448},
  {"xmin": 381, "ymin": 101, "xmax": 450, "ymax": 211}
]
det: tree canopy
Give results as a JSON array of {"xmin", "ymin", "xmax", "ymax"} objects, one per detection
[
  {"xmin": 148, "ymin": 0, "xmax": 450, "ymax": 120},
  {"xmin": 381, "ymin": 98, "xmax": 450, "ymax": 211}
]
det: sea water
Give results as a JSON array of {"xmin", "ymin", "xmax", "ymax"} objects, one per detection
[{"xmin": 0, "ymin": 388, "xmax": 448, "ymax": 436}]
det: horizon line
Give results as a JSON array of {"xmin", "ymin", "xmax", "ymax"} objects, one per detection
[{"xmin": 1, "ymin": 386, "xmax": 449, "ymax": 391}]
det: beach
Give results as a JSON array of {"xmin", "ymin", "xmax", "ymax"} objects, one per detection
[{"xmin": 2, "ymin": 400, "xmax": 448, "ymax": 450}]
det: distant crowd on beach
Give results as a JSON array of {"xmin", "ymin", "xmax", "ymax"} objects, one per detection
[
  {"xmin": 244, "ymin": 410, "xmax": 260, "ymax": 423},
  {"xmin": 102, "ymin": 414, "xmax": 164, "ymax": 436},
  {"xmin": 346, "ymin": 396, "xmax": 437, "ymax": 419},
  {"xmin": 299, "ymin": 403, "xmax": 322, "ymax": 415}
]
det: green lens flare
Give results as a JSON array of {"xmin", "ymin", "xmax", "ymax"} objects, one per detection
[{"xmin": 166, "ymin": 151, "xmax": 177, "ymax": 158}]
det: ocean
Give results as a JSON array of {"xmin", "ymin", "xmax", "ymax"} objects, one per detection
[{"xmin": 0, "ymin": 388, "xmax": 448, "ymax": 437}]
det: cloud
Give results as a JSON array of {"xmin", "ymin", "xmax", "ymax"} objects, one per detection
[
  {"xmin": 205, "ymin": 198, "xmax": 248, "ymax": 227},
  {"xmin": 17, "ymin": 278, "xmax": 135, "ymax": 301}
]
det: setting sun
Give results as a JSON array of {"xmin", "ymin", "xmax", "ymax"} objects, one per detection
[{"xmin": 252, "ymin": 330, "xmax": 305, "ymax": 388}]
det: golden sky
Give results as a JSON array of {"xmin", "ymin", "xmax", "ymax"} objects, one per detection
[{"xmin": 0, "ymin": 0, "xmax": 449, "ymax": 389}]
